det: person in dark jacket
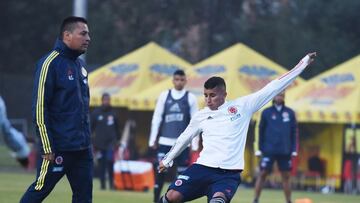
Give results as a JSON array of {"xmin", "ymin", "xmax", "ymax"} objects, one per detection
[
  {"xmin": 20, "ymin": 16, "xmax": 92, "ymax": 203},
  {"xmin": 91, "ymin": 93, "xmax": 120, "ymax": 190},
  {"xmin": 253, "ymin": 91, "xmax": 298, "ymax": 203}
]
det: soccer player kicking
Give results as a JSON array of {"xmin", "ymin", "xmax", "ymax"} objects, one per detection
[{"xmin": 157, "ymin": 52, "xmax": 316, "ymax": 203}]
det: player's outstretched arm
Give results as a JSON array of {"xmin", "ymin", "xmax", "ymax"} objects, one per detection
[
  {"xmin": 240, "ymin": 52, "xmax": 316, "ymax": 113},
  {"xmin": 159, "ymin": 113, "xmax": 202, "ymax": 173}
]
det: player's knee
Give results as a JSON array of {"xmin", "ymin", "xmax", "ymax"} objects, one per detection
[
  {"xmin": 209, "ymin": 196, "xmax": 227, "ymax": 203},
  {"xmin": 158, "ymin": 194, "xmax": 170, "ymax": 203},
  {"xmin": 159, "ymin": 190, "xmax": 182, "ymax": 203},
  {"xmin": 281, "ymin": 172, "xmax": 290, "ymax": 180},
  {"xmin": 260, "ymin": 170, "xmax": 269, "ymax": 179}
]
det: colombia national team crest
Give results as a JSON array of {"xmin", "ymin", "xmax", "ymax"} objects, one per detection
[
  {"xmin": 55, "ymin": 156, "xmax": 63, "ymax": 165},
  {"xmin": 229, "ymin": 106, "xmax": 241, "ymax": 121},
  {"xmin": 228, "ymin": 106, "xmax": 238, "ymax": 115},
  {"xmin": 174, "ymin": 179, "xmax": 183, "ymax": 186}
]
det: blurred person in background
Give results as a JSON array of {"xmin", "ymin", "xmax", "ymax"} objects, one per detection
[
  {"xmin": 253, "ymin": 92, "xmax": 298, "ymax": 203},
  {"xmin": 0, "ymin": 95, "xmax": 30, "ymax": 168},
  {"xmin": 20, "ymin": 16, "xmax": 92, "ymax": 203},
  {"xmin": 91, "ymin": 93, "xmax": 120, "ymax": 190},
  {"xmin": 149, "ymin": 69, "xmax": 199, "ymax": 202}
]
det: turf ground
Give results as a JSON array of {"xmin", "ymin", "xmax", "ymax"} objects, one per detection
[{"xmin": 0, "ymin": 171, "xmax": 359, "ymax": 203}]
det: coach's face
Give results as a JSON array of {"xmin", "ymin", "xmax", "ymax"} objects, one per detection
[
  {"xmin": 64, "ymin": 22, "xmax": 90, "ymax": 54},
  {"xmin": 204, "ymin": 86, "xmax": 227, "ymax": 110}
]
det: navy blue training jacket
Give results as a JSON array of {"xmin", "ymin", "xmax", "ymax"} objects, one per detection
[
  {"xmin": 259, "ymin": 105, "xmax": 297, "ymax": 155},
  {"xmin": 32, "ymin": 39, "xmax": 91, "ymax": 154}
]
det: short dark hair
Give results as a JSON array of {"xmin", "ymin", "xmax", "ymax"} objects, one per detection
[
  {"xmin": 59, "ymin": 16, "xmax": 87, "ymax": 39},
  {"xmin": 204, "ymin": 76, "xmax": 226, "ymax": 89},
  {"xmin": 102, "ymin": 92, "xmax": 110, "ymax": 99},
  {"xmin": 173, "ymin": 69, "xmax": 185, "ymax": 76}
]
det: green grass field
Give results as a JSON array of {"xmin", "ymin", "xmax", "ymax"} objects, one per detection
[{"xmin": 0, "ymin": 171, "xmax": 359, "ymax": 203}]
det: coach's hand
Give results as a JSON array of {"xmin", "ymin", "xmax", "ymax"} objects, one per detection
[{"xmin": 42, "ymin": 153, "xmax": 55, "ymax": 162}]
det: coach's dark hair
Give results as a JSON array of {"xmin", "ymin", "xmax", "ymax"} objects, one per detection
[
  {"xmin": 59, "ymin": 16, "xmax": 87, "ymax": 39},
  {"xmin": 204, "ymin": 76, "xmax": 226, "ymax": 89},
  {"xmin": 173, "ymin": 69, "xmax": 186, "ymax": 76}
]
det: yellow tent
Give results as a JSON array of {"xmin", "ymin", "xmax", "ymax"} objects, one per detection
[
  {"xmin": 89, "ymin": 42, "xmax": 191, "ymax": 107},
  {"xmin": 287, "ymin": 55, "xmax": 360, "ymax": 124},
  {"xmin": 284, "ymin": 55, "xmax": 360, "ymax": 189},
  {"xmin": 129, "ymin": 43, "xmax": 304, "ymax": 110}
]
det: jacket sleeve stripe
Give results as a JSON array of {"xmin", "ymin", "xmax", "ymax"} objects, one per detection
[{"xmin": 36, "ymin": 51, "xmax": 59, "ymax": 154}]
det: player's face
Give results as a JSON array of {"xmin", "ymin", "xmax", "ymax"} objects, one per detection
[
  {"xmin": 173, "ymin": 75, "xmax": 187, "ymax": 90},
  {"xmin": 64, "ymin": 22, "xmax": 90, "ymax": 54},
  {"xmin": 204, "ymin": 86, "xmax": 227, "ymax": 110}
]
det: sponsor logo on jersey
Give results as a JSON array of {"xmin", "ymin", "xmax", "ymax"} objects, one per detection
[
  {"xmin": 230, "ymin": 114, "xmax": 241, "ymax": 121},
  {"xmin": 165, "ymin": 113, "xmax": 184, "ymax": 122},
  {"xmin": 52, "ymin": 166, "xmax": 64, "ymax": 172},
  {"xmin": 178, "ymin": 175, "xmax": 190, "ymax": 180},
  {"xmin": 229, "ymin": 106, "xmax": 241, "ymax": 121},
  {"xmin": 169, "ymin": 103, "xmax": 181, "ymax": 112}
]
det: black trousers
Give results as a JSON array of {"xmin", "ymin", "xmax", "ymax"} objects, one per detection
[{"xmin": 20, "ymin": 148, "xmax": 93, "ymax": 203}]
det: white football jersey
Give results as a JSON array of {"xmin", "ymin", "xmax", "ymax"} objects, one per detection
[{"xmin": 162, "ymin": 55, "xmax": 311, "ymax": 170}]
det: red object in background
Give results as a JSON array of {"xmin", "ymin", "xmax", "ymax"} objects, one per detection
[
  {"xmin": 27, "ymin": 147, "xmax": 37, "ymax": 171},
  {"xmin": 343, "ymin": 160, "xmax": 353, "ymax": 180},
  {"xmin": 291, "ymin": 156, "xmax": 299, "ymax": 176}
]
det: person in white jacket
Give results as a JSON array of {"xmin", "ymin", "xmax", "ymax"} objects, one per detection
[{"xmin": 157, "ymin": 53, "xmax": 316, "ymax": 203}]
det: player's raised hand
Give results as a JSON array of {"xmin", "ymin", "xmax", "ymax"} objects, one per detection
[{"xmin": 307, "ymin": 52, "xmax": 317, "ymax": 64}]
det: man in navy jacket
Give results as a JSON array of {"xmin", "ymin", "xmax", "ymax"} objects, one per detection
[
  {"xmin": 253, "ymin": 92, "xmax": 298, "ymax": 203},
  {"xmin": 21, "ymin": 16, "xmax": 92, "ymax": 203}
]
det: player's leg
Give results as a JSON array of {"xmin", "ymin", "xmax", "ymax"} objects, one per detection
[
  {"xmin": 253, "ymin": 155, "xmax": 274, "ymax": 203},
  {"xmin": 208, "ymin": 169, "xmax": 241, "ymax": 203},
  {"xmin": 154, "ymin": 145, "xmax": 172, "ymax": 202},
  {"xmin": 97, "ymin": 150, "xmax": 107, "ymax": 190},
  {"xmin": 106, "ymin": 149, "xmax": 115, "ymax": 189},
  {"xmin": 277, "ymin": 155, "xmax": 293, "ymax": 203},
  {"xmin": 161, "ymin": 147, "xmax": 191, "ymax": 203},
  {"xmin": 66, "ymin": 149, "xmax": 93, "ymax": 203},
  {"xmin": 159, "ymin": 164, "xmax": 209, "ymax": 202},
  {"xmin": 20, "ymin": 153, "xmax": 65, "ymax": 203}
]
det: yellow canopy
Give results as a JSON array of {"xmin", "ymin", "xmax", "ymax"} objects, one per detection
[
  {"xmin": 287, "ymin": 55, "xmax": 360, "ymax": 123},
  {"xmin": 89, "ymin": 42, "xmax": 191, "ymax": 107},
  {"xmin": 129, "ymin": 43, "xmax": 304, "ymax": 110}
]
